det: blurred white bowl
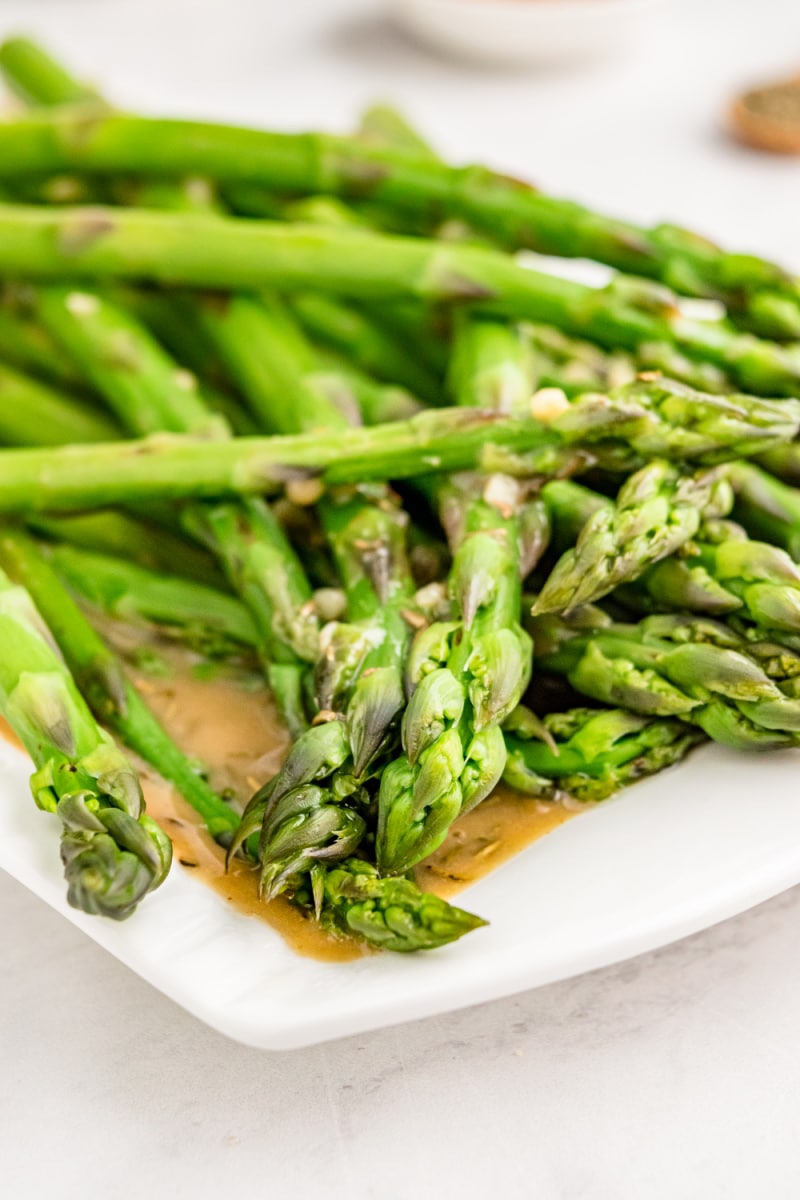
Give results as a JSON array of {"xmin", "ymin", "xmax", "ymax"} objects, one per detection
[{"xmin": 389, "ymin": 0, "xmax": 662, "ymax": 68}]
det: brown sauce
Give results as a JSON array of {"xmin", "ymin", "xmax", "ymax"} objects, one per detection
[
  {"xmin": 417, "ymin": 786, "xmax": 575, "ymax": 899},
  {"xmin": 141, "ymin": 775, "xmax": 366, "ymax": 963},
  {"xmin": 2, "ymin": 635, "xmax": 576, "ymax": 959}
]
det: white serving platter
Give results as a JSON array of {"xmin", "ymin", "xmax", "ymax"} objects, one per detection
[{"xmin": 3, "ymin": 730, "xmax": 799, "ymax": 1050}]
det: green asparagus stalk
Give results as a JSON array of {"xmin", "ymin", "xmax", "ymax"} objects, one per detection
[
  {"xmin": 355, "ymin": 103, "xmax": 436, "ymax": 158},
  {"xmin": 31, "ymin": 285, "xmax": 227, "ymax": 438},
  {"xmin": 228, "ymin": 101, "xmax": 437, "ymax": 233},
  {"xmin": 191, "ymin": 290, "xmax": 357, "ymax": 434},
  {"xmin": 30, "ymin": 281, "xmax": 317, "ymax": 733},
  {"xmin": 489, "ymin": 378, "xmax": 800, "ymax": 474},
  {"xmin": 304, "ymin": 857, "xmax": 486, "ymax": 952},
  {"xmin": 524, "ymin": 323, "xmax": 731, "ymax": 396},
  {"xmin": 0, "ymin": 88, "xmax": 797, "ymax": 338},
  {"xmin": 447, "ymin": 313, "xmax": 536, "ymax": 415},
  {"xmin": 0, "ymin": 552, "xmax": 171, "ymax": 915},
  {"xmin": 0, "ymin": 202, "xmax": 796, "ymax": 394},
  {"xmin": 0, "ymin": 36, "xmax": 100, "ymax": 107},
  {"xmin": 729, "ymin": 462, "xmax": 800, "ymax": 563},
  {"xmin": 0, "ymin": 40, "xmax": 325, "ymax": 446},
  {"xmin": 376, "ymin": 315, "xmax": 536, "ymax": 877},
  {"xmin": 0, "ymin": 376, "xmax": 794, "ymax": 515},
  {"xmin": 313, "ymin": 349, "xmax": 422, "ymax": 425},
  {"xmin": 0, "ymin": 37, "xmax": 792, "ymax": 344},
  {"xmin": 30, "ymin": 509, "xmax": 226, "ymax": 588},
  {"xmin": 618, "ymin": 516, "xmax": 800, "ymax": 634},
  {"xmin": 0, "ymin": 358, "xmax": 118, "ymax": 446},
  {"xmin": 537, "ymin": 471, "xmax": 796, "ymax": 632},
  {"xmin": 0, "ymin": 302, "xmax": 91, "ymax": 391},
  {"xmin": 290, "ymin": 292, "xmax": 443, "ymax": 404},
  {"xmin": 194, "ymin": 173, "xmax": 426, "ymax": 895},
  {"xmin": 377, "ymin": 494, "xmax": 525, "ymax": 872},
  {"xmin": 533, "ymin": 461, "xmax": 733, "ymax": 615},
  {"xmin": 0, "ymin": 45, "xmax": 370, "ymax": 449},
  {"xmin": 502, "ymin": 704, "xmax": 704, "ymax": 803},
  {"xmin": 0, "ymin": 526, "xmax": 240, "ymax": 844},
  {"xmin": 0, "ymin": 329, "xmax": 230, "ymax": 598},
  {"xmin": 0, "ymin": 408, "xmax": 536, "ymax": 511},
  {"xmin": 531, "ymin": 606, "xmax": 800, "ymax": 750},
  {"xmin": 236, "ymin": 489, "xmax": 419, "ymax": 899},
  {"xmin": 46, "ymin": 541, "xmax": 258, "ymax": 656}
]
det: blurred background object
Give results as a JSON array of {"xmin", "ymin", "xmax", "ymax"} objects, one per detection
[
  {"xmin": 730, "ymin": 72, "xmax": 800, "ymax": 154},
  {"xmin": 388, "ymin": 0, "xmax": 664, "ymax": 68}
]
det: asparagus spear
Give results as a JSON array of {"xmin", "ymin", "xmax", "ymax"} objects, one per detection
[
  {"xmin": 191, "ymin": 290, "xmax": 358, "ymax": 434},
  {"xmin": 491, "ymin": 378, "xmax": 800, "ymax": 474},
  {"xmin": 447, "ymin": 314, "xmax": 536, "ymax": 415},
  {"xmin": 290, "ymin": 292, "xmax": 443, "ymax": 404},
  {"xmin": 0, "ymin": 36, "xmax": 100, "ymax": 107},
  {"xmin": 538, "ymin": 472, "xmax": 783, "ymax": 630},
  {"xmin": 0, "ymin": 201, "xmax": 795, "ymax": 395},
  {"xmin": 376, "ymin": 315, "xmax": 536, "ymax": 877},
  {"xmin": 0, "ymin": 358, "xmax": 118, "ymax": 446},
  {"xmin": 0, "ymin": 78, "xmax": 797, "ymax": 339},
  {"xmin": 305, "ymin": 857, "xmax": 485, "ymax": 952},
  {"xmin": 0, "ymin": 554, "xmax": 171, "ymax": 915},
  {"xmin": 30, "ymin": 282, "xmax": 317, "ymax": 733},
  {"xmin": 31, "ymin": 510, "xmax": 226, "ymax": 588},
  {"xmin": 195, "ymin": 277, "xmax": 428, "ymax": 899},
  {"xmin": 730, "ymin": 462, "xmax": 800, "ymax": 562},
  {"xmin": 237, "ymin": 489, "xmax": 418, "ymax": 899},
  {"xmin": 618, "ymin": 516, "xmax": 800, "ymax": 634},
  {"xmin": 47, "ymin": 541, "xmax": 258, "ymax": 657},
  {"xmin": 531, "ymin": 606, "xmax": 800, "ymax": 750},
  {"xmin": 192, "ymin": 205, "xmax": 426, "ymax": 896},
  {"xmin": 524, "ymin": 323, "xmax": 731, "ymax": 396},
  {"xmin": 32, "ymin": 285, "xmax": 227, "ymax": 438},
  {"xmin": 533, "ymin": 462, "xmax": 733, "ymax": 615},
  {"xmin": 0, "ymin": 526, "xmax": 240, "ymax": 844},
  {"xmin": 0, "ymin": 302, "xmax": 91, "ymax": 391},
  {"xmin": 377, "ymin": 481, "xmax": 530, "ymax": 875},
  {"xmin": 0, "ymin": 39, "xmax": 796, "ymax": 340},
  {"xmin": 0, "ymin": 330, "xmax": 229, "ymax": 588},
  {"xmin": 0, "ymin": 373, "xmax": 792, "ymax": 515},
  {"xmin": 502, "ymin": 704, "xmax": 704, "ymax": 803},
  {"xmin": 355, "ymin": 103, "xmax": 436, "ymax": 158},
  {"xmin": 0, "ymin": 43, "xmax": 375, "ymax": 449},
  {"xmin": 313, "ymin": 349, "xmax": 422, "ymax": 425}
]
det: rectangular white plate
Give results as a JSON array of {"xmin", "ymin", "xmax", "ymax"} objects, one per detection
[{"xmin": 3, "ymin": 734, "xmax": 800, "ymax": 1049}]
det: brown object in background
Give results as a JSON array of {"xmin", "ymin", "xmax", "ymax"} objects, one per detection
[{"xmin": 730, "ymin": 76, "xmax": 800, "ymax": 155}]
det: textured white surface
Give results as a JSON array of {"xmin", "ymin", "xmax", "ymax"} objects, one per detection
[{"xmin": 2, "ymin": 0, "xmax": 800, "ymax": 1191}]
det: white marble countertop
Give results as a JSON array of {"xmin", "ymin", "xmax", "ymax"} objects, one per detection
[{"xmin": 3, "ymin": 0, "xmax": 800, "ymax": 1195}]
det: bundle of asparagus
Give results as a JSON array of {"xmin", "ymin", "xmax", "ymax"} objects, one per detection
[{"xmin": 1, "ymin": 37, "xmax": 799, "ymax": 956}]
